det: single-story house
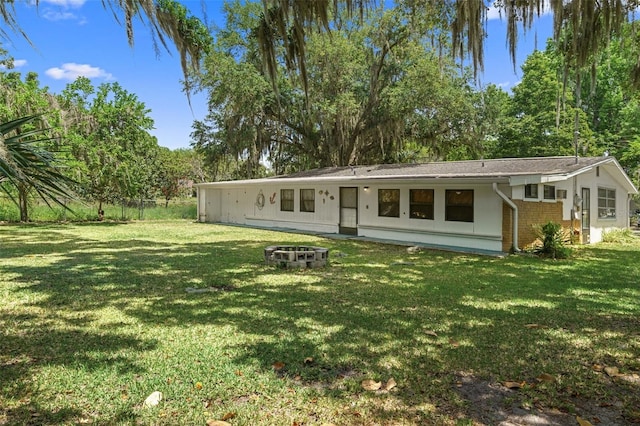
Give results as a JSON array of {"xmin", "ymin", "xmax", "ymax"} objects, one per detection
[{"xmin": 195, "ymin": 156, "xmax": 637, "ymax": 254}]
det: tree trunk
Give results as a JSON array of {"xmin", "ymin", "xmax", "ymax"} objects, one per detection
[{"xmin": 18, "ymin": 184, "xmax": 29, "ymax": 222}]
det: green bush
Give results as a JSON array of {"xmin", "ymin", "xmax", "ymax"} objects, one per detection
[
  {"xmin": 0, "ymin": 202, "xmax": 19, "ymax": 222},
  {"xmin": 0, "ymin": 198, "xmax": 196, "ymax": 222},
  {"xmin": 602, "ymin": 227, "xmax": 637, "ymax": 243},
  {"xmin": 534, "ymin": 221, "xmax": 572, "ymax": 259}
]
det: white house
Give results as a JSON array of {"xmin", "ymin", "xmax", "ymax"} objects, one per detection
[{"xmin": 195, "ymin": 156, "xmax": 637, "ymax": 254}]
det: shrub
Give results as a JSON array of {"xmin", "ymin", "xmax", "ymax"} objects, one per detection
[
  {"xmin": 602, "ymin": 228, "xmax": 637, "ymax": 243},
  {"xmin": 534, "ymin": 221, "xmax": 572, "ymax": 259}
]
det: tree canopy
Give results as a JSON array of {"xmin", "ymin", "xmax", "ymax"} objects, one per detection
[
  {"xmin": 256, "ymin": 0, "xmax": 640, "ymax": 90},
  {"xmin": 192, "ymin": 1, "xmax": 484, "ymax": 170},
  {"xmin": 3, "ymin": 1, "xmax": 630, "ymax": 95}
]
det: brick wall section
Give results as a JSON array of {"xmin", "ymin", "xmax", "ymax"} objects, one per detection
[{"xmin": 501, "ymin": 200, "xmax": 574, "ymax": 252}]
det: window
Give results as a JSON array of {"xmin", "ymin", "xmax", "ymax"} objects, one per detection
[
  {"xmin": 378, "ymin": 189, "xmax": 400, "ymax": 217},
  {"xmin": 598, "ymin": 187, "xmax": 616, "ymax": 219},
  {"xmin": 300, "ymin": 189, "xmax": 315, "ymax": 212},
  {"xmin": 280, "ymin": 189, "xmax": 294, "ymax": 212},
  {"xmin": 410, "ymin": 189, "xmax": 434, "ymax": 219},
  {"xmin": 524, "ymin": 184, "xmax": 538, "ymax": 199},
  {"xmin": 543, "ymin": 185, "xmax": 556, "ymax": 200},
  {"xmin": 445, "ymin": 190, "xmax": 473, "ymax": 222}
]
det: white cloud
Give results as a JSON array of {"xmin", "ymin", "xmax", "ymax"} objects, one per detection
[
  {"xmin": 45, "ymin": 63, "xmax": 114, "ymax": 81},
  {"xmin": 42, "ymin": 10, "xmax": 78, "ymax": 21},
  {"xmin": 40, "ymin": 0, "xmax": 87, "ymax": 22},
  {"xmin": 486, "ymin": 6, "xmax": 504, "ymax": 21},
  {"xmin": 41, "ymin": 0, "xmax": 86, "ymax": 7},
  {"xmin": 0, "ymin": 59, "xmax": 28, "ymax": 69}
]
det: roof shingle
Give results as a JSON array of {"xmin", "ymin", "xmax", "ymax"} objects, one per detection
[{"xmin": 274, "ymin": 156, "xmax": 609, "ymax": 180}]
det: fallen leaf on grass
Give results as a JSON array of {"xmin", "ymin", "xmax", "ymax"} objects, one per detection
[
  {"xmin": 576, "ymin": 416, "xmax": 593, "ymax": 426},
  {"xmin": 195, "ymin": 382, "xmax": 203, "ymax": 390},
  {"xmin": 206, "ymin": 421, "xmax": 231, "ymax": 426},
  {"xmin": 304, "ymin": 357, "xmax": 314, "ymax": 364},
  {"xmin": 221, "ymin": 412, "xmax": 236, "ymax": 421},
  {"xmin": 424, "ymin": 330, "xmax": 438, "ymax": 337},
  {"xmin": 234, "ymin": 370, "xmax": 243, "ymax": 376},
  {"xmin": 361, "ymin": 379, "xmax": 382, "ymax": 391},
  {"xmin": 273, "ymin": 361, "xmax": 285, "ymax": 371},
  {"xmin": 537, "ymin": 373, "xmax": 555, "ymax": 383},
  {"xmin": 449, "ymin": 338, "xmax": 460, "ymax": 348},
  {"xmin": 592, "ymin": 364, "xmax": 603, "ymax": 372},
  {"xmin": 383, "ymin": 377, "xmax": 397, "ymax": 391},
  {"xmin": 503, "ymin": 381, "xmax": 526, "ymax": 389},
  {"xmin": 525, "ymin": 323, "xmax": 541, "ymax": 329},
  {"xmin": 617, "ymin": 373, "xmax": 640, "ymax": 384},
  {"xmin": 143, "ymin": 391, "xmax": 162, "ymax": 408},
  {"xmin": 604, "ymin": 366, "xmax": 619, "ymax": 377}
]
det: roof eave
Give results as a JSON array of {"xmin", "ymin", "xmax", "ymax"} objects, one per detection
[{"xmin": 195, "ymin": 174, "xmax": 512, "ymax": 187}]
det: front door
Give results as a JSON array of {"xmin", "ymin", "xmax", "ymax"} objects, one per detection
[
  {"xmin": 581, "ymin": 187, "xmax": 591, "ymax": 244},
  {"xmin": 339, "ymin": 187, "xmax": 358, "ymax": 235}
]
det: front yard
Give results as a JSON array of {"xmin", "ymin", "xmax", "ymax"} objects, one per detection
[{"xmin": 1, "ymin": 220, "xmax": 638, "ymax": 425}]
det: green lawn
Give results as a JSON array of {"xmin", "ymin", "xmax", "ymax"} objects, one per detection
[{"xmin": 1, "ymin": 220, "xmax": 639, "ymax": 425}]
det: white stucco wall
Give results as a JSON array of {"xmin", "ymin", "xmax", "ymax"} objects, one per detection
[
  {"xmin": 356, "ymin": 183, "xmax": 504, "ymax": 252},
  {"xmin": 576, "ymin": 165, "xmax": 630, "ymax": 243},
  {"xmin": 198, "ymin": 187, "xmax": 222, "ymax": 222},
  {"xmin": 245, "ymin": 183, "xmax": 342, "ymax": 233},
  {"xmin": 198, "ymin": 180, "xmax": 506, "ymax": 253},
  {"xmin": 196, "ymin": 159, "xmax": 635, "ymax": 251}
]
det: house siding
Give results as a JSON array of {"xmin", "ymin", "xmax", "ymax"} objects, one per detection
[
  {"xmin": 357, "ymin": 183, "xmax": 503, "ymax": 252},
  {"xmin": 581, "ymin": 166, "xmax": 631, "ymax": 243},
  {"xmin": 200, "ymin": 182, "xmax": 505, "ymax": 253},
  {"xmin": 196, "ymin": 157, "xmax": 636, "ymax": 255}
]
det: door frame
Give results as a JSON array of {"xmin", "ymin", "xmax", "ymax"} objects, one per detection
[
  {"xmin": 339, "ymin": 187, "xmax": 358, "ymax": 235},
  {"xmin": 581, "ymin": 187, "xmax": 591, "ymax": 244}
]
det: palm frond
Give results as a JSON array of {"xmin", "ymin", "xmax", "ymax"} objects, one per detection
[{"xmin": 0, "ymin": 114, "xmax": 77, "ymax": 213}]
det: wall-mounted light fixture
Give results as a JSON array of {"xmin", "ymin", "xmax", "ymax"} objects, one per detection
[{"xmin": 363, "ymin": 186, "xmax": 370, "ymax": 191}]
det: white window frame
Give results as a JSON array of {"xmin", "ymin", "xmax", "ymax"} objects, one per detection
[
  {"xmin": 280, "ymin": 189, "xmax": 294, "ymax": 212},
  {"xmin": 543, "ymin": 185, "xmax": 556, "ymax": 200},
  {"xmin": 597, "ymin": 187, "xmax": 616, "ymax": 219},
  {"xmin": 524, "ymin": 184, "xmax": 538, "ymax": 199},
  {"xmin": 300, "ymin": 188, "xmax": 315, "ymax": 213}
]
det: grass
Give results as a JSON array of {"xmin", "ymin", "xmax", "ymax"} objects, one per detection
[
  {"xmin": 0, "ymin": 199, "xmax": 197, "ymax": 222},
  {"xmin": 1, "ymin": 220, "xmax": 639, "ymax": 425}
]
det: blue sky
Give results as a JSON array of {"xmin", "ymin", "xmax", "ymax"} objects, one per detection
[{"xmin": 4, "ymin": 0, "xmax": 552, "ymax": 151}]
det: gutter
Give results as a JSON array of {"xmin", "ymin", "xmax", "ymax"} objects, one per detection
[{"xmin": 493, "ymin": 182, "xmax": 520, "ymax": 252}]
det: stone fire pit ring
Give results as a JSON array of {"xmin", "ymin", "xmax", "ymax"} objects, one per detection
[{"xmin": 264, "ymin": 245, "xmax": 329, "ymax": 268}]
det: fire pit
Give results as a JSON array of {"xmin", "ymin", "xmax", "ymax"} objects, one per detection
[{"xmin": 264, "ymin": 245, "xmax": 329, "ymax": 268}]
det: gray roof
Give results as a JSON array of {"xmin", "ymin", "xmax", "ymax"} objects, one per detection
[
  {"xmin": 274, "ymin": 156, "xmax": 610, "ymax": 179},
  {"xmin": 197, "ymin": 156, "xmax": 636, "ymax": 194}
]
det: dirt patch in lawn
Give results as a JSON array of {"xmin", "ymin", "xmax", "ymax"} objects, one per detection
[{"xmin": 455, "ymin": 373, "xmax": 631, "ymax": 425}]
